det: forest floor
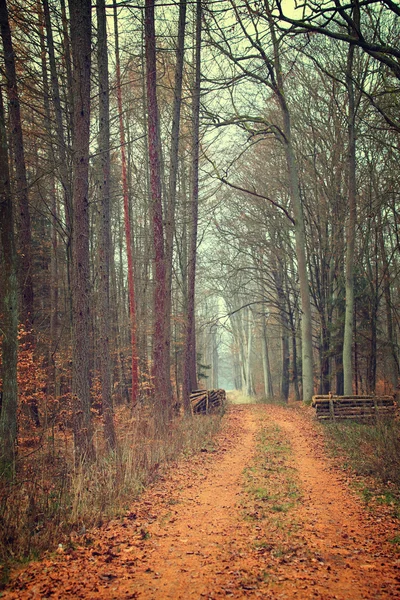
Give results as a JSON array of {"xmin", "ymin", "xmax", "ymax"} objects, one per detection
[{"xmin": 2, "ymin": 397, "xmax": 400, "ymax": 599}]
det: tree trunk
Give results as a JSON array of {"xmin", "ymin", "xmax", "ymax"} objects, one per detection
[
  {"xmin": 319, "ymin": 318, "xmax": 331, "ymax": 394},
  {"xmin": 273, "ymin": 263, "xmax": 290, "ymax": 401},
  {"xmin": 42, "ymin": 0, "xmax": 72, "ymax": 227},
  {"xmin": 261, "ymin": 314, "xmax": 273, "ymax": 398},
  {"xmin": 0, "ymin": 87, "xmax": 18, "ymax": 477},
  {"xmin": 69, "ymin": 0, "xmax": 94, "ymax": 461},
  {"xmin": 0, "ymin": 0, "xmax": 34, "ymax": 338},
  {"xmin": 60, "ymin": 0, "xmax": 74, "ymax": 140},
  {"xmin": 113, "ymin": 6, "xmax": 139, "ymax": 407},
  {"xmin": 97, "ymin": 0, "xmax": 116, "ymax": 448},
  {"xmin": 145, "ymin": 0, "xmax": 170, "ymax": 422},
  {"xmin": 343, "ymin": 41, "xmax": 357, "ymax": 396},
  {"xmin": 378, "ymin": 215, "xmax": 399, "ymax": 390},
  {"xmin": 182, "ymin": 0, "xmax": 201, "ymax": 413},
  {"xmin": 267, "ymin": 8, "xmax": 314, "ymax": 401},
  {"xmin": 245, "ymin": 308, "xmax": 254, "ymax": 397},
  {"xmin": 165, "ymin": 0, "xmax": 187, "ymax": 404}
]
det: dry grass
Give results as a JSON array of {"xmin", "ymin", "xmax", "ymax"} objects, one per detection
[
  {"xmin": 0, "ymin": 403, "xmax": 223, "ymax": 571},
  {"xmin": 322, "ymin": 417, "xmax": 400, "ymax": 519},
  {"xmin": 323, "ymin": 417, "xmax": 400, "ymax": 486}
]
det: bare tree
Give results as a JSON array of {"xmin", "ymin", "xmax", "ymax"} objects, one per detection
[
  {"xmin": 183, "ymin": 0, "xmax": 202, "ymax": 412},
  {"xmin": 0, "ymin": 87, "xmax": 18, "ymax": 477},
  {"xmin": 145, "ymin": 0, "xmax": 170, "ymax": 420},
  {"xmin": 69, "ymin": 0, "xmax": 94, "ymax": 460},
  {"xmin": 97, "ymin": 0, "xmax": 116, "ymax": 447}
]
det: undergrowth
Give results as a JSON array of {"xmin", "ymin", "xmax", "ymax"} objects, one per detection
[
  {"xmin": 0, "ymin": 404, "xmax": 222, "ymax": 574},
  {"xmin": 322, "ymin": 417, "xmax": 400, "ymax": 514}
]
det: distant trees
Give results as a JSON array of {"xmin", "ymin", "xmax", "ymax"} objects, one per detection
[{"xmin": 201, "ymin": 0, "xmax": 400, "ymax": 399}]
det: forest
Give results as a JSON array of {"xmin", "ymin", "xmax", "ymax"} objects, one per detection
[{"xmin": 0, "ymin": 0, "xmax": 399, "ymax": 574}]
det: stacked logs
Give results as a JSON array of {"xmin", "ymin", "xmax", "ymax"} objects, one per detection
[
  {"xmin": 190, "ymin": 389, "xmax": 226, "ymax": 414},
  {"xmin": 312, "ymin": 394, "xmax": 396, "ymax": 421}
]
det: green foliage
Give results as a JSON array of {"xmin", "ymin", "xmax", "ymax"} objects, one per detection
[{"xmin": 197, "ymin": 353, "xmax": 211, "ymax": 381}]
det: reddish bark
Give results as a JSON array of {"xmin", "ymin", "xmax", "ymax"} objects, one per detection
[{"xmin": 113, "ymin": 7, "xmax": 139, "ymax": 407}]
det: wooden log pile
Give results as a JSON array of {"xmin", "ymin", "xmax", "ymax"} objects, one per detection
[
  {"xmin": 190, "ymin": 389, "xmax": 226, "ymax": 414},
  {"xmin": 312, "ymin": 394, "xmax": 396, "ymax": 421}
]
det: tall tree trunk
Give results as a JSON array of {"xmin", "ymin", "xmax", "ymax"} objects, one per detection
[
  {"xmin": 273, "ymin": 263, "xmax": 290, "ymax": 401},
  {"xmin": 343, "ymin": 40, "xmax": 357, "ymax": 395},
  {"xmin": 38, "ymin": 0, "xmax": 59, "ymax": 406},
  {"xmin": 320, "ymin": 318, "xmax": 331, "ymax": 394},
  {"xmin": 113, "ymin": 6, "xmax": 139, "ymax": 407},
  {"xmin": 42, "ymin": 0, "xmax": 72, "ymax": 226},
  {"xmin": 211, "ymin": 324, "xmax": 218, "ymax": 389},
  {"xmin": 97, "ymin": 0, "xmax": 116, "ymax": 448},
  {"xmin": 267, "ymin": 7, "xmax": 314, "ymax": 401},
  {"xmin": 0, "ymin": 87, "xmax": 18, "ymax": 477},
  {"xmin": 0, "ymin": 0, "xmax": 40, "ymax": 426},
  {"xmin": 0, "ymin": 0, "xmax": 34, "ymax": 337},
  {"xmin": 69, "ymin": 0, "xmax": 94, "ymax": 461},
  {"xmin": 145, "ymin": 0, "xmax": 170, "ymax": 421},
  {"xmin": 60, "ymin": 0, "xmax": 74, "ymax": 141},
  {"xmin": 165, "ymin": 0, "xmax": 187, "ymax": 403},
  {"xmin": 245, "ymin": 308, "xmax": 254, "ymax": 397},
  {"xmin": 182, "ymin": 0, "xmax": 201, "ymax": 413}
]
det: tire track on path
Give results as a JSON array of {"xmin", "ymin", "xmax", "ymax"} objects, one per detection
[{"xmin": 3, "ymin": 403, "xmax": 400, "ymax": 599}]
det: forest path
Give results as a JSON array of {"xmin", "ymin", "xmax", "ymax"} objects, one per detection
[{"xmin": 3, "ymin": 403, "xmax": 400, "ymax": 599}]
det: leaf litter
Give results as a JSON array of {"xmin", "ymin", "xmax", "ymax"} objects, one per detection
[{"xmin": 2, "ymin": 402, "xmax": 400, "ymax": 599}]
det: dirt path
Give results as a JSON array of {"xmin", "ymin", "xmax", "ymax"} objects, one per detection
[{"xmin": 3, "ymin": 404, "xmax": 400, "ymax": 599}]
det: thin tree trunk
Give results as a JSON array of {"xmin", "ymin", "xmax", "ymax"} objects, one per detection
[
  {"xmin": 145, "ymin": 0, "xmax": 170, "ymax": 421},
  {"xmin": 378, "ymin": 215, "xmax": 399, "ymax": 389},
  {"xmin": 343, "ymin": 40, "xmax": 357, "ymax": 396},
  {"xmin": 38, "ymin": 0, "xmax": 59, "ymax": 406},
  {"xmin": 69, "ymin": 0, "xmax": 94, "ymax": 461},
  {"xmin": 273, "ymin": 263, "xmax": 290, "ymax": 401},
  {"xmin": 97, "ymin": 0, "xmax": 116, "ymax": 448},
  {"xmin": 113, "ymin": 7, "xmax": 139, "ymax": 407},
  {"xmin": 0, "ymin": 0, "xmax": 34, "ymax": 334},
  {"xmin": 182, "ymin": 0, "xmax": 201, "ymax": 413},
  {"xmin": 0, "ymin": 0, "xmax": 40, "ymax": 425},
  {"xmin": 291, "ymin": 322, "xmax": 300, "ymax": 400},
  {"xmin": 42, "ymin": 0, "xmax": 72, "ymax": 226},
  {"xmin": 261, "ymin": 313, "xmax": 273, "ymax": 398},
  {"xmin": 245, "ymin": 308, "xmax": 254, "ymax": 397},
  {"xmin": 60, "ymin": 0, "xmax": 74, "ymax": 141},
  {"xmin": 165, "ymin": 0, "xmax": 187, "ymax": 403},
  {"xmin": 266, "ymin": 7, "xmax": 314, "ymax": 401},
  {"xmin": 211, "ymin": 325, "xmax": 218, "ymax": 389},
  {"xmin": 0, "ymin": 87, "xmax": 18, "ymax": 477}
]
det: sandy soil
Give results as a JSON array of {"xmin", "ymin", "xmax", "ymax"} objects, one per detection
[{"xmin": 3, "ymin": 403, "xmax": 400, "ymax": 599}]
